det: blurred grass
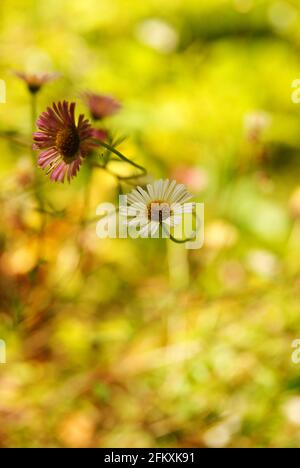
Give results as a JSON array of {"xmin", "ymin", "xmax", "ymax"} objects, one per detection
[{"xmin": 1, "ymin": 0, "xmax": 300, "ymax": 448}]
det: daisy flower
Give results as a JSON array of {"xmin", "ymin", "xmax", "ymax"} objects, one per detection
[
  {"xmin": 82, "ymin": 92, "xmax": 121, "ymax": 120},
  {"xmin": 33, "ymin": 101, "xmax": 101, "ymax": 183},
  {"xmin": 14, "ymin": 71, "xmax": 59, "ymax": 94},
  {"xmin": 124, "ymin": 179, "xmax": 193, "ymax": 238}
]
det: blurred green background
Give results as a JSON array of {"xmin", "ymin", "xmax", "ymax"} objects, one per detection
[{"xmin": 1, "ymin": 0, "xmax": 300, "ymax": 448}]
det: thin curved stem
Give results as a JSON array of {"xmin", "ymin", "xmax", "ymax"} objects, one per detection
[
  {"xmin": 79, "ymin": 168, "xmax": 93, "ymax": 226},
  {"xmin": 30, "ymin": 93, "xmax": 46, "ymax": 258},
  {"xmin": 162, "ymin": 215, "xmax": 198, "ymax": 244}
]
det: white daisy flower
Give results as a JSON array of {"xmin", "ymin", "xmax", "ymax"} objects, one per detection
[{"xmin": 122, "ymin": 179, "xmax": 194, "ymax": 238}]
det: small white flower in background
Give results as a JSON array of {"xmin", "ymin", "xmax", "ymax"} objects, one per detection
[
  {"xmin": 283, "ymin": 397, "xmax": 300, "ymax": 426},
  {"xmin": 122, "ymin": 179, "xmax": 193, "ymax": 238}
]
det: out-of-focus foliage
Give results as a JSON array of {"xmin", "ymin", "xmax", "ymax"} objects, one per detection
[{"xmin": 1, "ymin": 0, "xmax": 300, "ymax": 448}]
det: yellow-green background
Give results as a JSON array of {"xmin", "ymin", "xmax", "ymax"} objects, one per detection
[{"xmin": 1, "ymin": 0, "xmax": 300, "ymax": 448}]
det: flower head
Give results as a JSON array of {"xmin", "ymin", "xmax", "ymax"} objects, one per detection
[
  {"xmin": 33, "ymin": 101, "xmax": 101, "ymax": 183},
  {"xmin": 124, "ymin": 179, "xmax": 193, "ymax": 237},
  {"xmin": 82, "ymin": 92, "xmax": 121, "ymax": 120},
  {"xmin": 14, "ymin": 71, "xmax": 59, "ymax": 94}
]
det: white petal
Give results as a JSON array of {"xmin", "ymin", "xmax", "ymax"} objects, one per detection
[
  {"xmin": 169, "ymin": 188, "xmax": 183, "ymax": 203},
  {"xmin": 153, "ymin": 179, "xmax": 162, "ymax": 199},
  {"xmin": 175, "ymin": 192, "xmax": 192, "ymax": 204},
  {"xmin": 164, "ymin": 215, "xmax": 181, "ymax": 226},
  {"xmin": 182, "ymin": 195, "xmax": 193, "ymax": 204},
  {"xmin": 171, "ymin": 203, "xmax": 183, "ymax": 213},
  {"xmin": 161, "ymin": 223, "xmax": 170, "ymax": 237},
  {"xmin": 128, "ymin": 201, "xmax": 147, "ymax": 211}
]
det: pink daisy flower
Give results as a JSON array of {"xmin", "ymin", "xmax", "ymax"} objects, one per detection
[
  {"xmin": 82, "ymin": 92, "xmax": 121, "ymax": 120},
  {"xmin": 14, "ymin": 71, "xmax": 59, "ymax": 94},
  {"xmin": 33, "ymin": 101, "xmax": 101, "ymax": 183}
]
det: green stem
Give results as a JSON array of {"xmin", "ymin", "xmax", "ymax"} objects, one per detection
[{"xmin": 30, "ymin": 92, "xmax": 46, "ymax": 257}]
